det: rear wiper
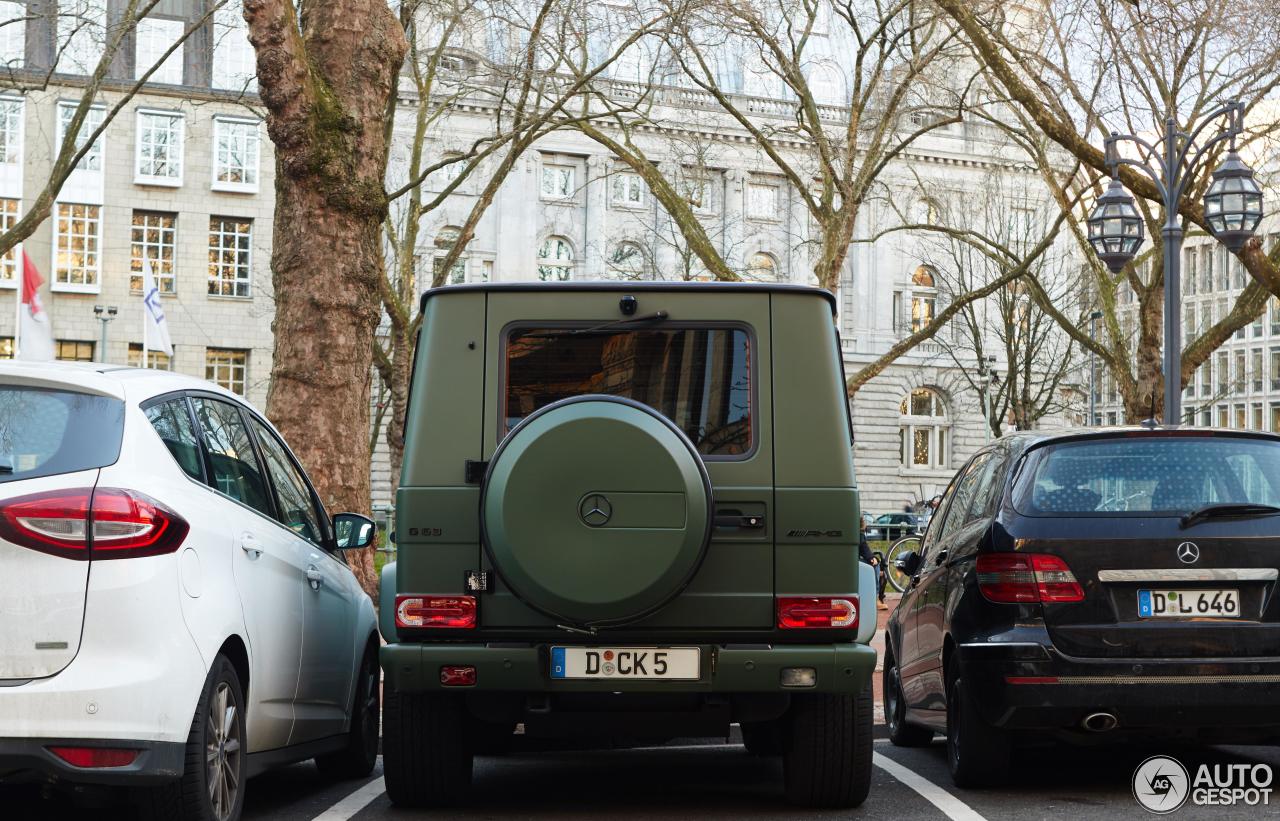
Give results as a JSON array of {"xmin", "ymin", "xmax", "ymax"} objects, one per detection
[
  {"xmin": 523, "ymin": 311, "xmax": 670, "ymax": 338},
  {"xmin": 1179, "ymin": 503, "xmax": 1280, "ymax": 529}
]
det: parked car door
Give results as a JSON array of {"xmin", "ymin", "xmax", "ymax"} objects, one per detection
[
  {"xmin": 896, "ymin": 474, "xmax": 960, "ymax": 708},
  {"xmin": 915, "ymin": 451, "xmax": 1003, "ymax": 710},
  {"xmin": 191, "ymin": 396, "xmax": 306, "ymax": 753},
  {"xmin": 247, "ymin": 416, "xmax": 357, "ymax": 744}
]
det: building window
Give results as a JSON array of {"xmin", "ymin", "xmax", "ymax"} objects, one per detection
[
  {"xmin": 1200, "ymin": 245, "xmax": 1212, "ymax": 293},
  {"xmin": 1271, "ymin": 297, "xmax": 1280, "ymax": 336},
  {"xmin": 1234, "ymin": 349, "xmax": 1246, "ymax": 391},
  {"xmin": 432, "ymin": 226, "xmax": 466, "ymax": 285},
  {"xmin": 212, "ymin": 117, "xmax": 260, "ymax": 192},
  {"xmin": 205, "ymin": 348, "xmax": 248, "ymax": 395},
  {"xmin": 1201, "ymin": 359, "xmax": 1212, "ymax": 396},
  {"xmin": 0, "ymin": 2, "xmax": 24, "ymax": 69},
  {"xmin": 1217, "ymin": 404, "xmax": 1229, "ymax": 428},
  {"xmin": 0, "ymin": 198, "xmax": 16, "ymax": 285},
  {"xmin": 208, "ymin": 217, "xmax": 252, "ymax": 297},
  {"xmin": 0, "ymin": 336, "xmax": 11, "ymax": 357},
  {"xmin": 134, "ymin": 17, "xmax": 184, "ymax": 84},
  {"xmin": 130, "ymin": 211, "xmax": 176, "ymax": 293},
  {"xmin": 1235, "ymin": 403, "xmax": 1247, "ymax": 429},
  {"xmin": 1200, "ymin": 407, "xmax": 1212, "ymax": 427},
  {"xmin": 540, "ymin": 162, "xmax": 574, "ymax": 200},
  {"xmin": 53, "ymin": 203, "xmax": 101, "ymax": 290},
  {"xmin": 1272, "ymin": 347, "xmax": 1280, "ymax": 391},
  {"xmin": 1252, "ymin": 348, "xmax": 1263, "ymax": 392},
  {"xmin": 1217, "ymin": 351, "xmax": 1229, "ymax": 394},
  {"xmin": 746, "ymin": 252, "xmax": 778, "ymax": 281},
  {"xmin": 1184, "ymin": 246, "xmax": 1197, "ymax": 296},
  {"xmin": 1272, "ymin": 403, "xmax": 1280, "ymax": 433},
  {"xmin": 607, "ymin": 241, "xmax": 647, "ymax": 279},
  {"xmin": 1217, "ymin": 247, "xmax": 1230, "ymax": 292},
  {"xmin": 611, "ymin": 172, "xmax": 647, "ymax": 208},
  {"xmin": 57, "ymin": 0, "xmax": 105, "ymax": 74},
  {"xmin": 1184, "ymin": 303, "xmax": 1195, "ymax": 346},
  {"xmin": 910, "ymin": 264, "xmax": 937, "ymax": 332},
  {"xmin": 1253, "ymin": 402, "xmax": 1264, "ymax": 431},
  {"xmin": 135, "ymin": 110, "xmax": 183, "ymax": 184},
  {"xmin": 0, "ymin": 96, "xmax": 21, "ymax": 163},
  {"xmin": 57, "ymin": 101, "xmax": 105, "ymax": 171},
  {"xmin": 746, "ymin": 181, "xmax": 779, "ymax": 220},
  {"xmin": 56, "ymin": 339, "xmax": 94, "ymax": 361},
  {"xmin": 537, "ymin": 236, "xmax": 573, "ymax": 281},
  {"xmin": 212, "ymin": 0, "xmax": 257, "ymax": 92},
  {"xmin": 899, "ymin": 388, "xmax": 948, "ymax": 470},
  {"xmin": 128, "ymin": 342, "xmax": 173, "ymax": 369},
  {"xmin": 679, "ymin": 167, "xmax": 716, "ymax": 215}
]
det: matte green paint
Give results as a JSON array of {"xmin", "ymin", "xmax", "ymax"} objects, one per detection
[
  {"xmin": 388, "ymin": 283, "xmax": 873, "ymax": 698},
  {"xmin": 482, "ymin": 399, "xmax": 710, "ymax": 625}
]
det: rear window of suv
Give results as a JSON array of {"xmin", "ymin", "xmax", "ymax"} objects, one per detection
[
  {"xmin": 504, "ymin": 326, "xmax": 752, "ymax": 457},
  {"xmin": 0, "ymin": 387, "xmax": 124, "ymax": 483},
  {"xmin": 1013, "ymin": 435, "xmax": 1280, "ymax": 515}
]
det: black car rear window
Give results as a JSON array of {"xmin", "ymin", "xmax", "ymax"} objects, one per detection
[
  {"xmin": 504, "ymin": 326, "xmax": 752, "ymax": 457},
  {"xmin": 0, "ymin": 387, "xmax": 124, "ymax": 482},
  {"xmin": 1012, "ymin": 435, "xmax": 1280, "ymax": 515}
]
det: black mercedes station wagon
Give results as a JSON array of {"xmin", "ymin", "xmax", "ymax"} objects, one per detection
[{"xmin": 882, "ymin": 428, "xmax": 1280, "ymax": 787}]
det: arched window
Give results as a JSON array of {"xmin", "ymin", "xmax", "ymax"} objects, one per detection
[
  {"xmin": 537, "ymin": 236, "xmax": 574, "ymax": 281},
  {"xmin": 808, "ymin": 63, "xmax": 844, "ymax": 106},
  {"xmin": 746, "ymin": 251, "xmax": 778, "ymax": 281},
  {"xmin": 433, "ymin": 226, "xmax": 466, "ymax": 284},
  {"xmin": 912, "ymin": 197, "xmax": 940, "ymax": 226},
  {"xmin": 607, "ymin": 241, "xmax": 647, "ymax": 279},
  {"xmin": 899, "ymin": 388, "xmax": 949, "ymax": 469}
]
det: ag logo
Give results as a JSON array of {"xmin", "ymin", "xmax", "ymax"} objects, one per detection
[
  {"xmin": 1133, "ymin": 755, "xmax": 1190, "ymax": 814},
  {"xmin": 579, "ymin": 494, "xmax": 612, "ymax": 527},
  {"xmin": 1176, "ymin": 542, "xmax": 1200, "ymax": 564}
]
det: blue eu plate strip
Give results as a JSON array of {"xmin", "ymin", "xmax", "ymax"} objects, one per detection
[
  {"xmin": 551, "ymin": 646, "xmax": 566, "ymax": 679},
  {"xmin": 1138, "ymin": 590, "xmax": 1152, "ymax": 617}
]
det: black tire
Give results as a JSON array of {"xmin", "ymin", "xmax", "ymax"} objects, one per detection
[
  {"xmin": 884, "ymin": 645, "xmax": 934, "ymax": 747},
  {"xmin": 946, "ymin": 667, "xmax": 1010, "ymax": 788},
  {"xmin": 315, "ymin": 641, "xmax": 380, "ymax": 779},
  {"xmin": 134, "ymin": 655, "xmax": 246, "ymax": 821},
  {"xmin": 383, "ymin": 691, "xmax": 473, "ymax": 807},
  {"xmin": 740, "ymin": 720, "xmax": 783, "ymax": 756},
  {"xmin": 782, "ymin": 684, "xmax": 873, "ymax": 808}
]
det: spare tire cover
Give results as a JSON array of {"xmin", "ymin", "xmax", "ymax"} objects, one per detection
[{"xmin": 482, "ymin": 395, "xmax": 712, "ymax": 626}]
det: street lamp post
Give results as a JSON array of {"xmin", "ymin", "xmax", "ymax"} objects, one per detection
[
  {"xmin": 1088, "ymin": 309, "xmax": 1103, "ymax": 425},
  {"xmin": 93, "ymin": 304, "xmax": 118, "ymax": 363},
  {"xmin": 1085, "ymin": 102, "xmax": 1262, "ymax": 426}
]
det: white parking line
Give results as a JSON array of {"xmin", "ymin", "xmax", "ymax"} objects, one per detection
[
  {"xmin": 310, "ymin": 776, "xmax": 386, "ymax": 821},
  {"xmin": 872, "ymin": 752, "xmax": 988, "ymax": 821}
]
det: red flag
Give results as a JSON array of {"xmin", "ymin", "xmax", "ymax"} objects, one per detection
[{"xmin": 18, "ymin": 251, "xmax": 53, "ymax": 361}]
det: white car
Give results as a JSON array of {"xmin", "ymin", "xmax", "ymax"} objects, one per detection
[{"xmin": 0, "ymin": 362, "xmax": 380, "ymax": 821}]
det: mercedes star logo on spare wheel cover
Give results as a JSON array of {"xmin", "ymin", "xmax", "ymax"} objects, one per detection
[
  {"xmin": 1176, "ymin": 542, "xmax": 1200, "ymax": 564},
  {"xmin": 579, "ymin": 494, "xmax": 613, "ymax": 527}
]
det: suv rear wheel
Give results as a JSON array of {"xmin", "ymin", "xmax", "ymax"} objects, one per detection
[
  {"xmin": 383, "ymin": 691, "xmax": 473, "ymax": 807},
  {"xmin": 134, "ymin": 654, "xmax": 245, "ymax": 821},
  {"xmin": 782, "ymin": 684, "xmax": 873, "ymax": 808},
  {"xmin": 945, "ymin": 665, "xmax": 1010, "ymax": 787}
]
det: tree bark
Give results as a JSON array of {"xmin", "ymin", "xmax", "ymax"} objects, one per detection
[{"xmin": 244, "ymin": 0, "xmax": 408, "ymax": 600}]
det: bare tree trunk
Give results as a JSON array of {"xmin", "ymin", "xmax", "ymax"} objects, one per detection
[{"xmin": 245, "ymin": 0, "xmax": 408, "ymax": 600}]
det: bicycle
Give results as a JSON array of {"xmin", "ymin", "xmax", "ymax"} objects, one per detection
[{"xmin": 883, "ymin": 532, "xmax": 923, "ymax": 593}]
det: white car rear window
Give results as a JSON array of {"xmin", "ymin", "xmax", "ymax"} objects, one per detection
[{"xmin": 0, "ymin": 387, "xmax": 124, "ymax": 482}]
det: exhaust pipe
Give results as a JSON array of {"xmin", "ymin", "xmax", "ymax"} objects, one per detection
[{"xmin": 1081, "ymin": 712, "xmax": 1118, "ymax": 732}]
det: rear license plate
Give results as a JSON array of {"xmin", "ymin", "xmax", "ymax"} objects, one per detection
[
  {"xmin": 1138, "ymin": 589, "xmax": 1240, "ymax": 618},
  {"xmin": 550, "ymin": 647, "xmax": 700, "ymax": 680}
]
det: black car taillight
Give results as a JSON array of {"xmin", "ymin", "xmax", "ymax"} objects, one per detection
[
  {"xmin": 976, "ymin": 553, "xmax": 1084, "ymax": 603},
  {"xmin": 0, "ymin": 488, "xmax": 189, "ymax": 560}
]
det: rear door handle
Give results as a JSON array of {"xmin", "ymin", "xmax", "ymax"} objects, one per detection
[
  {"xmin": 305, "ymin": 565, "xmax": 323, "ymax": 590},
  {"xmin": 239, "ymin": 535, "xmax": 263, "ymax": 560},
  {"xmin": 713, "ymin": 514, "xmax": 765, "ymax": 529}
]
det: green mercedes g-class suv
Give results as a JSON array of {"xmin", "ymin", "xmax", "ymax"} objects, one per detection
[{"xmin": 380, "ymin": 282, "xmax": 877, "ymax": 808}]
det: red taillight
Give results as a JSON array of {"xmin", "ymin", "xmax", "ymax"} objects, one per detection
[
  {"xmin": 395, "ymin": 595, "xmax": 477, "ymax": 629},
  {"xmin": 440, "ymin": 665, "xmax": 477, "ymax": 686},
  {"xmin": 47, "ymin": 746, "xmax": 140, "ymax": 768},
  {"xmin": 0, "ymin": 488, "xmax": 188, "ymax": 560},
  {"xmin": 777, "ymin": 596, "xmax": 858, "ymax": 629},
  {"xmin": 976, "ymin": 553, "xmax": 1084, "ymax": 604}
]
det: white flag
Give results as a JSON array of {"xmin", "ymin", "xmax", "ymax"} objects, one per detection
[
  {"xmin": 141, "ymin": 259, "xmax": 174, "ymax": 357},
  {"xmin": 17, "ymin": 251, "xmax": 54, "ymax": 361}
]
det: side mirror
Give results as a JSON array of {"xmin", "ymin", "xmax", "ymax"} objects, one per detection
[
  {"xmin": 894, "ymin": 550, "xmax": 922, "ymax": 578},
  {"xmin": 333, "ymin": 513, "xmax": 376, "ymax": 551}
]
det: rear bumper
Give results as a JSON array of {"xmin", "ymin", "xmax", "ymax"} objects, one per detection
[
  {"xmin": 382, "ymin": 641, "xmax": 876, "ymax": 695},
  {"xmin": 0, "ymin": 738, "xmax": 184, "ymax": 785},
  {"xmin": 957, "ymin": 637, "xmax": 1280, "ymax": 741}
]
